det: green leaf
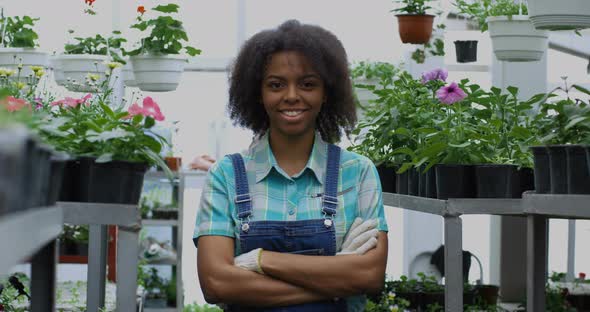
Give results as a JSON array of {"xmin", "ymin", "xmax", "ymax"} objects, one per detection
[
  {"xmin": 132, "ymin": 115, "xmax": 143, "ymax": 125},
  {"xmin": 100, "ymin": 103, "xmax": 115, "ymax": 119},
  {"xmin": 449, "ymin": 142, "xmax": 471, "ymax": 148},
  {"xmin": 144, "ymin": 117, "xmax": 155, "ymax": 129},
  {"xmin": 152, "ymin": 4, "xmax": 180, "ymax": 13},
  {"xmin": 96, "ymin": 153, "xmax": 114, "ymax": 163},
  {"xmin": 185, "ymin": 46, "xmax": 201, "ymax": 56},
  {"xmin": 565, "ymin": 116, "xmax": 589, "ymax": 130},
  {"xmin": 572, "ymin": 84, "xmax": 590, "ymax": 97}
]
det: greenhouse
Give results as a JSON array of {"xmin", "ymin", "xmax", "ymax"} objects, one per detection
[{"xmin": 1, "ymin": 0, "xmax": 590, "ymax": 311}]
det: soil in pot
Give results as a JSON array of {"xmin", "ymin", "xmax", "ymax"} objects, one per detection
[
  {"xmin": 396, "ymin": 170, "xmax": 409, "ymax": 195},
  {"xmin": 566, "ymin": 145, "xmax": 590, "ymax": 194},
  {"xmin": 475, "ymin": 284, "xmax": 500, "ymax": 306},
  {"xmin": 547, "ymin": 145, "xmax": 569, "ymax": 194},
  {"xmin": 474, "ymin": 164, "xmax": 517, "ymax": 198},
  {"xmin": 435, "ymin": 164, "xmax": 476, "ymax": 200},
  {"xmin": 531, "ymin": 146, "xmax": 551, "ymax": 194},
  {"xmin": 408, "ymin": 168, "xmax": 420, "ymax": 196},
  {"xmin": 376, "ymin": 164, "xmax": 397, "ymax": 193},
  {"xmin": 454, "ymin": 40, "xmax": 478, "ymax": 63},
  {"xmin": 397, "ymin": 14, "xmax": 435, "ymax": 44}
]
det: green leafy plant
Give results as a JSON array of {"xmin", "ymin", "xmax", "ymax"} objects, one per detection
[
  {"xmin": 453, "ymin": 0, "xmax": 528, "ymax": 32},
  {"xmin": 143, "ymin": 267, "xmax": 168, "ymax": 300},
  {"xmin": 417, "ymin": 272, "xmax": 444, "ymax": 293},
  {"xmin": 391, "ymin": 0, "xmax": 434, "ymax": 15},
  {"xmin": 0, "ymin": 15, "xmax": 40, "ymax": 48},
  {"xmin": 125, "ymin": 3, "xmax": 201, "ymax": 57},
  {"xmin": 64, "ymin": 30, "xmax": 127, "ymax": 64},
  {"xmin": 411, "ymin": 23, "xmax": 446, "ymax": 64},
  {"xmin": 183, "ymin": 303, "xmax": 223, "ymax": 312}
]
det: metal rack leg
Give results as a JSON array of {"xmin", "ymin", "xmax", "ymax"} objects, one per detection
[
  {"xmin": 116, "ymin": 226, "xmax": 139, "ymax": 311},
  {"xmin": 30, "ymin": 240, "xmax": 57, "ymax": 312},
  {"xmin": 566, "ymin": 220, "xmax": 576, "ymax": 282},
  {"xmin": 87, "ymin": 224, "xmax": 108, "ymax": 312},
  {"xmin": 444, "ymin": 216, "xmax": 463, "ymax": 312},
  {"xmin": 527, "ymin": 215, "xmax": 547, "ymax": 312}
]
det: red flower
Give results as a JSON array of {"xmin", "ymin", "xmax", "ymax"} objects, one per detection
[
  {"xmin": 85, "ymin": 0, "xmax": 96, "ymax": 5},
  {"xmin": 137, "ymin": 6, "xmax": 146, "ymax": 15},
  {"xmin": 2, "ymin": 96, "xmax": 30, "ymax": 112},
  {"xmin": 580, "ymin": 272, "xmax": 586, "ymax": 279}
]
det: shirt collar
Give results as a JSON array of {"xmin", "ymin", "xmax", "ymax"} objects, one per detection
[{"xmin": 251, "ymin": 132, "xmax": 328, "ymax": 184}]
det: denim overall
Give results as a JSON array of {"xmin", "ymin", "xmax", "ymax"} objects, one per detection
[{"xmin": 226, "ymin": 144, "xmax": 347, "ymax": 312}]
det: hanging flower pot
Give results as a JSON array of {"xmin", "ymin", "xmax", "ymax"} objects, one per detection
[
  {"xmin": 0, "ymin": 48, "xmax": 48, "ymax": 81},
  {"xmin": 122, "ymin": 61, "xmax": 138, "ymax": 87},
  {"xmin": 48, "ymin": 55, "xmax": 67, "ymax": 87},
  {"xmin": 528, "ymin": 0, "xmax": 590, "ymax": 30},
  {"xmin": 454, "ymin": 40, "xmax": 478, "ymax": 63},
  {"xmin": 396, "ymin": 14, "xmax": 435, "ymax": 44},
  {"xmin": 487, "ymin": 16, "xmax": 549, "ymax": 62},
  {"xmin": 130, "ymin": 54, "xmax": 187, "ymax": 92},
  {"xmin": 56, "ymin": 54, "xmax": 110, "ymax": 92}
]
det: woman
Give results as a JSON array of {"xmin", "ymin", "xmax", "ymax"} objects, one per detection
[{"xmin": 193, "ymin": 20, "xmax": 388, "ymax": 311}]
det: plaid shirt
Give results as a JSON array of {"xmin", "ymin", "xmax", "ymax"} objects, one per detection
[{"xmin": 193, "ymin": 132, "xmax": 388, "ymax": 311}]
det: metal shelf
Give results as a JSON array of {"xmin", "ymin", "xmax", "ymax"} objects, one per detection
[
  {"xmin": 142, "ymin": 219, "xmax": 179, "ymax": 227},
  {"xmin": 0, "ymin": 206, "xmax": 63, "ymax": 275},
  {"xmin": 144, "ymin": 308, "xmax": 178, "ymax": 312},
  {"xmin": 523, "ymin": 193, "xmax": 590, "ymax": 219},
  {"xmin": 146, "ymin": 258, "xmax": 177, "ymax": 266}
]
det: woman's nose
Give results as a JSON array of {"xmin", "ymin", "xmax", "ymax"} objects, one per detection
[{"xmin": 284, "ymin": 84, "xmax": 300, "ymax": 103}]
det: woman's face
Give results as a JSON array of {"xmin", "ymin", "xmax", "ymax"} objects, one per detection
[{"xmin": 261, "ymin": 50, "xmax": 325, "ymax": 139}]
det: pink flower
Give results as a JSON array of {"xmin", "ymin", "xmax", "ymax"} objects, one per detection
[
  {"xmin": 436, "ymin": 82, "xmax": 467, "ymax": 105},
  {"xmin": 124, "ymin": 103, "xmax": 144, "ymax": 119},
  {"xmin": 141, "ymin": 97, "xmax": 165, "ymax": 121},
  {"xmin": 421, "ymin": 68, "xmax": 448, "ymax": 84},
  {"xmin": 51, "ymin": 94, "xmax": 92, "ymax": 108},
  {"xmin": 2, "ymin": 96, "xmax": 29, "ymax": 112}
]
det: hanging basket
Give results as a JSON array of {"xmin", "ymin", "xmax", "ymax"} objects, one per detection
[
  {"xmin": 487, "ymin": 16, "xmax": 549, "ymax": 62},
  {"xmin": 48, "ymin": 55, "xmax": 67, "ymax": 87},
  {"xmin": 528, "ymin": 0, "xmax": 590, "ymax": 30},
  {"xmin": 454, "ymin": 40, "xmax": 478, "ymax": 63},
  {"xmin": 56, "ymin": 54, "xmax": 110, "ymax": 92},
  {"xmin": 396, "ymin": 14, "xmax": 435, "ymax": 44},
  {"xmin": 130, "ymin": 54, "xmax": 187, "ymax": 92},
  {"xmin": 122, "ymin": 61, "xmax": 138, "ymax": 87},
  {"xmin": 0, "ymin": 48, "xmax": 48, "ymax": 82}
]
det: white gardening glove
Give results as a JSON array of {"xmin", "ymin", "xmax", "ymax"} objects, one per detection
[
  {"xmin": 337, "ymin": 218, "xmax": 379, "ymax": 255},
  {"xmin": 234, "ymin": 248, "xmax": 264, "ymax": 274}
]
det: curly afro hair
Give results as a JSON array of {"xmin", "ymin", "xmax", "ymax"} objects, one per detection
[{"xmin": 228, "ymin": 19, "xmax": 356, "ymax": 143}]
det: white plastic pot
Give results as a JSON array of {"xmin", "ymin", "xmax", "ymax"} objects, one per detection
[
  {"xmin": 48, "ymin": 55, "xmax": 66, "ymax": 86},
  {"xmin": 487, "ymin": 16, "xmax": 549, "ymax": 62},
  {"xmin": 528, "ymin": 0, "xmax": 590, "ymax": 30},
  {"xmin": 130, "ymin": 54, "xmax": 187, "ymax": 92},
  {"xmin": 56, "ymin": 54, "xmax": 109, "ymax": 92},
  {"xmin": 0, "ymin": 48, "xmax": 48, "ymax": 81},
  {"xmin": 122, "ymin": 61, "xmax": 138, "ymax": 87}
]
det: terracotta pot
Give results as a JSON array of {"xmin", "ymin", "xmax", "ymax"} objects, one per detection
[
  {"xmin": 396, "ymin": 14, "xmax": 435, "ymax": 44},
  {"xmin": 165, "ymin": 157, "xmax": 182, "ymax": 172}
]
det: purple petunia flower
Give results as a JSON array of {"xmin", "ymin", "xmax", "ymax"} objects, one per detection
[
  {"xmin": 421, "ymin": 68, "xmax": 448, "ymax": 84},
  {"xmin": 436, "ymin": 82, "xmax": 467, "ymax": 105}
]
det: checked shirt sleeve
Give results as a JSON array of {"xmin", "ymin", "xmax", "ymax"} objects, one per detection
[{"xmin": 357, "ymin": 158, "xmax": 389, "ymax": 233}]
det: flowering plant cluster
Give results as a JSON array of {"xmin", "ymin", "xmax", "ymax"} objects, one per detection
[{"xmin": 125, "ymin": 3, "xmax": 201, "ymax": 57}]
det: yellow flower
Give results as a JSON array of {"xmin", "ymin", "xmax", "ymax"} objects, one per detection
[
  {"xmin": 0, "ymin": 68, "xmax": 16, "ymax": 77},
  {"xmin": 16, "ymin": 82, "xmax": 26, "ymax": 90},
  {"xmin": 35, "ymin": 69, "xmax": 45, "ymax": 78},
  {"xmin": 30, "ymin": 66, "xmax": 44, "ymax": 73},
  {"xmin": 86, "ymin": 73, "xmax": 101, "ymax": 82},
  {"xmin": 106, "ymin": 62, "xmax": 122, "ymax": 70},
  {"xmin": 17, "ymin": 64, "xmax": 23, "ymax": 70}
]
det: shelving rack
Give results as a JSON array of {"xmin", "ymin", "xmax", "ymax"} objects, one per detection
[
  {"xmin": 0, "ymin": 206, "xmax": 63, "ymax": 312},
  {"xmin": 142, "ymin": 170, "xmax": 186, "ymax": 311},
  {"xmin": 382, "ymin": 192, "xmax": 590, "ymax": 312}
]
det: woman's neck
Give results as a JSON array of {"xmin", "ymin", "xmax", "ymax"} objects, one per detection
[{"xmin": 268, "ymin": 129, "xmax": 315, "ymax": 177}]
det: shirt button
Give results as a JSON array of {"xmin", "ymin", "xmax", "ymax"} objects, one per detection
[
  {"xmin": 288, "ymin": 210, "xmax": 295, "ymax": 215},
  {"xmin": 289, "ymin": 180, "xmax": 295, "ymax": 185}
]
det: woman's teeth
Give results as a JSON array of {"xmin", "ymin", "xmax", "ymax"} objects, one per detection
[{"xmin": 282, "ymin": 110, "xmax": 303, "ymax": 117}]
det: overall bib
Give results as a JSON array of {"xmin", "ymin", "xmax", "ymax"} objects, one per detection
[{"xmin": 226, "ymin": 144, "xmax": 348, "ymax": 312}]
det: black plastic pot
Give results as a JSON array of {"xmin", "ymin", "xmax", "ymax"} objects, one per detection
[
  {"xmin": 0, "ymin": 129, "xmax": 33, "ymax": 215},
  {"xmin": 531, "ymin": 146, "xmax": 551, "ymax": 194},
  {"xmin": 515, "ymin": 167, "xmax": 535, "ymax": 198},
  {"xmin": 418, "ymin": 165, "xmax": 427, "ymax": 197},
  {"xmin": 566, "ymin": 145, "xmax": 590, "ymax": 194},
  {"xmin": 475, "ymin": 285, "xmax": 500, "ymax": 306},
  {"xmin": 567, "ymin": 294, "xmax": 590, "ymax": 311},
  {"xmin": 454, "ymin": 40, "xmax": 478, "ymax": 63},
  {"xmin": 425, "ymin": 168, "xmax": 437, "ymax": 198},
  {"xmin": 474, "ymin": 164, "xmax": 517, "ymax": 198},
  {"xmin": 547, "ymin": 145, "xmax": 569, "ymax": 194},
  {"xmin": 408, "ymin": 168, "xmax": 420, "ymax": 196},
  {"xmin": 421, "ymin": 292, "xmax": 445, "ymax": 309},
  {"xmin": 59, "ymin": 240, "xmax": 88, "ymax": 256},
  {"xmin": 376, "ymin": 164, "xmax": 397, "ymax": 193},
  {"xmin": 396, "ymin": 170, "xmax": 409, "ymax": 195},
  {"xmin": 46, "ymin": 157, "xmax": 67, "ymax": 205},
  {"xmin": 435, "ymin": 164, "xmax": 476, "ymax": 200},
  {"xmin": 59, "ymin": 158, "xmax": 92, "ymax": 202}
]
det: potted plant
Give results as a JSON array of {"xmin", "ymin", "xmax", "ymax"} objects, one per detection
[
  {"xmin": 142, "ymin": 268, "xmax": 168, "ymax": 307},
  {"xmin": 391, "ymin": 0, "xmax": 436, "ymax": 44},
  {"xmin": 0, "ymin": 15, "xmax": 48, "ymax": 82},
  {"xmin": 125, "ymin": 4, "xmax": 201, "ymax": 92},
  {"xmin": 454, "ymin": 40, "xmax": 478, "ymax": 63},
  {"xmin": 527, "ymin": 0, "xmax": 590, "ymax": 30},
  {"xmin": 55, "ymin": 30, "xmax": 126, "ymax": 92},
  {"xmin": 454, "ymin": 0, "xmax": 549, "ymax": 62},
  {"xmin": 350, "ymin": 61, "xmax": 399, "ymax": 109},
  {"xmin": 59, "ymin": 224, "xmax": 89, "ymax": 256},
  {"xmin": 410, "ymin": 23, "xmax": 446, "ymax": 65}
]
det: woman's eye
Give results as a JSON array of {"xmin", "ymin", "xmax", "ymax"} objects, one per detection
[
  {"xmin": 268, "ymin": 81, "xmax": 283, "ymax": 89},
  {"xmin": 301, "ymin": 81, "xmax": 317, "ymax": 88}
]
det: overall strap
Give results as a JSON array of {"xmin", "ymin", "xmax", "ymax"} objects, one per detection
[
  {"xmin": 228, "ymin": 153, "xmax": 252, "ymax": 219},
  {"xmin": 322, "ymin": 144, "xmax": 341, "ymax": 217}
]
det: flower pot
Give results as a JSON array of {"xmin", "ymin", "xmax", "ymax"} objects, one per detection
[
  {"xmin": 408, "ymin": 168, "xmax": 420, "ymax": 196},
  {"xmin": 475, "ymin": 284, "xmax": 500, "ymax": 306},
  {"xmin": 376, "ymin": 164, "xmax": 396, "ymax": 193},
  {"xmin": 165, "ymin": 156, "xmax": 182, "ymax": 172},
  {"xmin": 528, "ymin": 0, "xmax": 590, "ymax": 30},
  {"xmin": 435, "ymin": 164, "xmax": 476, "ymax": 200},
  {"xmin": 0, "ymin": 127, "xmax": 35, "ymax": 215},
  {"xmin": 59, "ymin": 240, "xmax": 88, "ymax": 256},
  {"xmin": 396, "ymin": 170, "xmax": 409, "ymax": 195},
  {"xmin": 531, "ymin": 146, "xmax": 551, "ymax": 194},
  {"xmin": 547, "ymin": 145, "xmax": 568, "ymax": 194},
  {"xmin": 56, "ymin": 54, "xmax": 110, "ymax": 92},
  {"xmin": 395, "ymin": 291, "xmax": 422, "ymax": 310},
  {"xmin": 122, "ymin": 61, "xmax": 138, "ymax": 87},
  {"xmin": 396, "ymin": 14, "xmax": 435, "ymax": 44},
  {"xmin": 515, "ymin": 167, "xmax": 535, "ymax": 198},
  {"xmin": 130, "ymin": 54, "xmax": 187, "ymax": 92},
  {"xmin": 47, "ymin": 157, "xmax": 67, "ymax": 206},
  {"xmin": 425, "ymin": 168, "xmax": 437, "ymax": 198},
  {"xmin": 474, "ymin": 164, "xmax": 517, "ymax": 198},
  {"xmin": 454, "ymin": 40, "xmax": 478, "ymax": 63},
  {"xmin": 487, "ymin": 16, "xmax": 549, "ymax": 62},
  {"xmin": 144, "ymin": 298, "xmax": 167, "ymax": 308},
  {"xmin": 48, "ymin": 55, "xmax": 67, "ymax": 86},
  {"xmin": 0, "ymin": 47, "xmax": 48, "ymax": 82},
  {"xmin": 418, "ymin": 166, "xmax": 427, "ymax": 197},
  {"xmin": 567, "ymin": 294, "xmax": 590, "ymax": 311},
  {"xmin": 566, "ymin": 145, "xmax": 590, "ymax": 194},
  {"xmin": 421, "ymin": 292, "xmax": 445, "ymax": 309}
]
